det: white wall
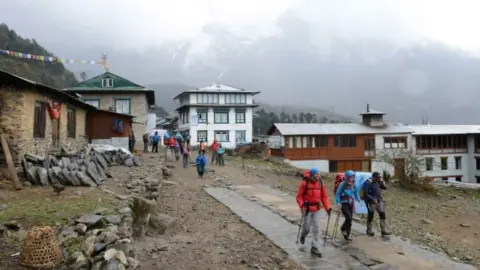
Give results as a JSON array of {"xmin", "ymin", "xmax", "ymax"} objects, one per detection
[
  {"xmin": 288, "ymin": 159, "xmax": 329, "ymax": 172},
  {"xmin": 371, "ymin": 133, "xmax": 413, "ymax": 175}
]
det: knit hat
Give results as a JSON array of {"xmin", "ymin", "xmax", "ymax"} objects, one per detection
[{"xmin": 310, "ymin": 168, "xmax": 320, "ymax": 176}]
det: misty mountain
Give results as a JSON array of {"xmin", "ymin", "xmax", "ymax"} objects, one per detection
[{"xmin": 30, "ymin": 11, "xmax": 480, "ymax": 124}]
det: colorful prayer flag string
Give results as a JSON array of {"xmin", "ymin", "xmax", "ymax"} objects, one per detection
[{"xmin": 0, "ymin": 49, "xmax": 103, "ymax": 65}]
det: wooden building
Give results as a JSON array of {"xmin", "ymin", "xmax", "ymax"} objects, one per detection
[{"xmin": 87, "ymin": 109, "xmax": 133, "ymax": 150}]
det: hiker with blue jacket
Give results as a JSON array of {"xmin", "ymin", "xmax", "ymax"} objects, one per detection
[
  {"xmin": 335, "ymin": 170, "xmax": 360, "ymax": 241},
  {"xmin": 363, "ymin": 171, "xmax": 391, "ymax": 237},
  {"xmin": 195, "ymin": 150, "xmax": 208, "ymax": 178},
  {"xmin": 216, "ymin": 143, "xmax": 225, "ymax": 166}
]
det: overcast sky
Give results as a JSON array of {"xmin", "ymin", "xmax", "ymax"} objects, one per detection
[{"xmin": 2, "ymin": 0, "xmax": 480, "ymax": 54}]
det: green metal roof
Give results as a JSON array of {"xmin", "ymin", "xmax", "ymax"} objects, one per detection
[{"xmin": 64, "ymin": 71, "xmax": 146, "ymax": 91}]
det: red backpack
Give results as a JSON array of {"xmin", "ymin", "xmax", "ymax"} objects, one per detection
[{"xmin": 333, "ymin": 173, "xmax": 345, "ymax": 196}]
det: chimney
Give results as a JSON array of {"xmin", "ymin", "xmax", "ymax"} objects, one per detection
[
  {"xmin": 366, "ymin": 103, "xmax": 370, "ymax": 112},
  {"xmin": 360, "ymin": 105, "xmax": 386, "ymax": 127}
]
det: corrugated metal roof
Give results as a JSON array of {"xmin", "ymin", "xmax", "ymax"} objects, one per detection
[
  {"xmin": 270, "ymin": 123, "xmax": 413, "ymax": 135},
  {"xmin": 410, "ymin": 125, "xmax": 480, "ymax": 135},
  {"xmin": 173, "ymin": 83, "xmax": 260, "ymax": 99}
]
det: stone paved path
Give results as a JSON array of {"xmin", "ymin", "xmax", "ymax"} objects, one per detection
[{"xmin": 205, "ymin": 185, "xmax": 478, "ymax": 270}]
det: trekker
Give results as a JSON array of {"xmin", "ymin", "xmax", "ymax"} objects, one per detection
[
  {"xmin": 182, "ymin": 143, "xmax": 190, "ymax": 168},
  {"xmin": 142, "ymin": 132, "xmax": 149, "ymax": 153},
  {"xmin": 335, "ymin": 170, "xmax": 361, "ymax": 241},
  {"xmin": 296, "ymin": 168, "xmax": 332, "ymax": 257},
  {"xmin": 216, "ymin": 143, "xmax": 225, "ymax": 166},
  {"xmin": 195, "ymin": 150, "xmax": 208, "ymax": 178},
  {"xmin": 169, "ymin": 137, "xmax": 176, "ymax": 155},
  {"xmin": 151, "ymin": 132, "xmax": 160, "ymax": 153},
  {"xmin": 363, "ymin": 171, "xmax": 391, "ymax": 237},
  {"xmin": 199, "ymin": 140, "xmax": 206, "ymax": 154},
  {"xmin": 128, "ymin": 130, "xmax": 136, "ymax": 153},
  {"xmin": 211, "ymin": 139, "xmax": 219, "ymax": 164},
  {"xmin": 174, "ymin": 140, "xmax": 180, "ymax": 161},
  {"xmin": 186, "ymin": 133, "xmax": 191, "ymax": 145}
]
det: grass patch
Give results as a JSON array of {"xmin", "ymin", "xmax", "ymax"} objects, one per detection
[
  {"xmin": 63, "ymin": 236, "xmax": 85, "ymax": 254},
  {"xmin": 0, "ymin": 194, "xmax": 116, "ymax": 227}
]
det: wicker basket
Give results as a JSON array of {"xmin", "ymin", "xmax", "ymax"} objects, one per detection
[{"xmin": 19, "ymin": 226, "xmax": 64, "ymax": 268}]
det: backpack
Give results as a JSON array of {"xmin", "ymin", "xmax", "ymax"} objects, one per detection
[{"xmin": 333, "ymin": 173, "xmax": 345, "ymax": 196}]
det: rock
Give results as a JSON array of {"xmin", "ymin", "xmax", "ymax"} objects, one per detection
[
  {"xmin": 94, "ymin": 161, "xmax": 107, "ymax": 181},
  {"xmin": 117, "ymin": 207, "xmax": 132, "ymax": 216},
  {"xmin": 60, "ymin": 227, "xmax": 78, "ymax": 242},
  {"xmin": 95, "ymin": 154, "xmax": 108, "ymax": 170},
  {"xmin": 104, "ymin": 248, "xmax": 118, "ymax": 260},
  {"xmin": 130, "ymin": 196, "xmax": 156, "ymax": 238},
  {"xmin": 133, "ymin": 156, "xmax": 142, "ymax": 166},
  {"xmin": 93, "ymin": 243, "xmax": 108, "ymax": 256},
  {"xmin": 87, "ymin": 162, "xmax": 103, "ymax": 185},
  {"xmin": 106, "ymin": 215, "xmax": 121, "ymax": 225},
  {"xmin": 460, "ymin": 223, "xmax": 471, "ymax": 228},
  {"xmin": 70, "ymin": 251, "xmax": 90, "ymax": 269},
  {"xmin": 127, "ymin": 257, "xmax": 140, "ymax": 269},
  {"xmin": 148, "ymin": 212, "xmax": 176, "ymax": 235},
  {"xmin": 26, "ymin": 167, "xmax": 40, "ymax": 185},
  {"xmin": 124, "ymin": 158, "xmax": 134, "ymax": 167},
  {"xmin": 76, "ymin": 171, "xmax": 97, "ymax": 187},
  {"xmin": 100, "ymin": 259, "xmax": 125, "ymax": 270},
  {"xmin": 115, "ymin": 250, "xmax": 128, "ymax": 265},
  {"xmin": 83, "ymin": 235, "xmax": 97, "ymax": 256},
  {"xmin": 420, "ymin": 218, "xmax": 433, "ymax": 225},
  {"xmin": 25, "ymin": 153, "xmax": 45, "ymax": 163},
  {"xmin": 4, "ymin": 220, "xmax": 20, "ymax": 230},
  {"xmin": 117, "ymin": 226, "xmax": 131, "ymax": 239},
  {"xmin": 0, "ymin": 204, "xmax": 7, "ymax": 211},
  {"xmin": 165, "ymin": 163, "xmax": 175, "ymax": 169},
  {"xmin": 163, "ymin": 180, "xmax": 179, "ymax": 186},
  {"xmin": 61, "ymin": 168, "xmax": 75, "ymax": 186},
  {"xmin": 75, "ymin": 223, "xmax": 88, "ymax": 235},
  {"xmin": 162, "ymin": 167, "xmax": 172, "ymax": 178},
  {"xmin": 108, "ymin": 243, "xmax": 134, "ymax": 258},
  {"xmin": 36, "ymin": 168, "xmax": 49, "ymax": 186},
  {"xmin": 76, "ymin": 214, "xmax": 104, "ymax": 227},
  {"xmin": 61, "ymin": 157, "xmax": 71, "ymax": 169},
  {"xmin": 98, "ymin": 232, "xmax": 120, "ymax": 245}
]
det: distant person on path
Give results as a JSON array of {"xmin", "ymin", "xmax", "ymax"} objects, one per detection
[
  {"xmin": 195, "ymin": 150, "xmax": 208, "ymax": 178},
  {"xmin": 363, "ymin": 171, "xmax": 391, "ymax": 237},
  {"xmin": 128, "ymin": 130, "xmax": 136, "ymax": 153},
  {"xmin": 216, "ymin": 143, "xmax": 225, "ymax": 166},
  {"xmin": 169, "ymin": 137, "xmax": 176, "ymax": 155},
  {"xmin": 211, "ymin": 139, "xmax": 219, "ymax": 164},
  {"xmin": 296, "ymin": 168, "xmax": 331, "ymax": 257},
  {"xmin": 186, "ymin": 133, "xmax": 191, "ymax": 145},
  {"xmin": 142, "ymin": 132, "xmax": 149, "ymax": 153},
  {"xmin": 199, "ymin": 140, "xmax": 206, "ymax": 155},
  {"xmin": 174, "ymin": 140, "xmax": 180, "ymax": 161},
  {"xmin": 151, "ymin": 131, "xmax": 160, "ymax": 153},
  {"xmin": 182, "ymin": 142, "xmax": 190, "ymax": 168},
  {"xmin": 335, "ymin": 170, "xmax": 361, "ymax": 241}
]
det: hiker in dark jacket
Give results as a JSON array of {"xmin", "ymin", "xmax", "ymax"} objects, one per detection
[
  {"xmin": 363, "ymin": 171, "xmax": 391, "ymax": 237},
  {"xmin": 142, "ymin": 133, "xmax": 149, "ymax": 152}
]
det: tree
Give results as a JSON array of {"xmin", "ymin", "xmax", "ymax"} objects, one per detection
[
  {"xmin": 292, "ymin": 114, "xmax": 298, "ymax": 123},
  {"xmin": 299, "ymin": 112, "xmax": 306, "ymax": 123},
  {"xmin": 312, "ymin": 113, "xmax": 318, "ymax": 123},
  {"xmin": 305, "ymin": 112, "xmax": 313, "ymax": 123},
  {"xmin": 280, "ymin": 112, "xmax": 288, "ymax": 123},
  {"xmin": 80, "ymin": 71, "xmax": 87, "ymax": 81},
  {"xmin": 320, "ymin": 116, "xmax": 328, "ymax": 123}
]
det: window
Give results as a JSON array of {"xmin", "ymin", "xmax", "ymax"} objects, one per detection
[
  {"xmin": 476, "ymin": 176, "xmax": 480, "ymax": 183},
  {"xmin": 197, "ymin": 93, "xmax": 219, "ymax": 104},
  {"xmin": 33, "ymin": 101, "xmax": 46, "ymax": 138},
  {"xmin": 455, "ymin": 156, "xmax": 462, "ymax": 170},
  {"xmin": 235, "ymin": 112, "xmax": 245, "ymax": 123},
  {"xmin": 303, "ymin": 136, "xmax": 311, "ymax": 148},
  {"xmin": 294, "ymin": 136, "xmax": 301, "ymax": 148},
  {"xmin": 214, "ymin": 110, "xmax": 229, "ymax": 124},
  {"xmin": 102, "ymin": 77, "xmax": 113, "ymax": 88},
  {"xmin": 476, "ymin": 157, "xmax": 480, "ymax": 170},
  {"xmin": 67, "ymin": 107, "xmax": 76, "ymax": 138},
  {"xmin": 364, "ymin": 137, "xmax": 375, "ymax": 150},
  {"xmin": 440, "ymin": 157, "xmax": 448, "ymax": 170},
  {"xmin": 333, "ymin": 135, "xmax": 356, "ymax": 147},
  {"xmin": 197, "ymin": 109, "xmax": 208, "ymax": 123},
  {"xmin": 329, "ymin": 161, "xmax": 337, "ymax": 173},
  {"xmin": 314, "ymin": 136, "xmax": 328, "ymax": 147},
  {"xmin": 442, "ymin": 177, "xmax": 448, "ymax": 181},
  {"xmin": 235, "ymin": 130, "xmax": 246, "ymax": 143},
  {"xmin": 225, "ymin": 94, "xmax": 246, "ymax": 104},
  {"xmin": 115, "ymin": 99, "xmax": 130, "ymax": 114},
  {"xmin": 197, "ymin": 130, "xmax": 207, "ymax": 142},
  {"xmin": 214, "ymin": 131, "xmax": 229, "ymax": 142},
  {"xmin": 416, "ymin": 135, "xmax": 467, "ymax": 149},
  {"xmin": 425, "ymin": 158, "xmax": 433, "ymax": 171},
  {"xmin": 84, "ymin": 99, "xmax": 100, "ymax": 108},
  {"xmin": 455, "ymin": 176, "xmax": 462, "ymax": 182},
  {"xmin": 384, "ymin": 137, "xmax": 407, "ymax": 149}
]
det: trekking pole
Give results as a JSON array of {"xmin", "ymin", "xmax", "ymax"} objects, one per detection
[
  {"xmin": 323, "ymin": 211, "xmax": 332, "ymax": 249},
  {"xmin": 331, "ymin": 211, "xmax": 341, "ymax": 243},
  {"xmin": 296, "ymin": 211, "xmax": 306, "ymax": 244}
]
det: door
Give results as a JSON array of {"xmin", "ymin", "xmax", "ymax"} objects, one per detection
[
  {"xmin": 361, "ymin": 160, "xmax": 371, "ymax": 172},
  {"xmin": 52, "ymin": 118, "xmax": 60, "ymax": 148},
  {"xmin": 333, "ymin": 160, "xmax": 364, "ymax": 172},
  {"xmin": 393, "ymin": 158, "xmax": 405, "ymax": 178}
]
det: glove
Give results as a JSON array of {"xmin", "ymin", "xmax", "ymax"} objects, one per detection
[{"xmin": 326, "ymin": 208, "xmax": 332, "ymax": 216}]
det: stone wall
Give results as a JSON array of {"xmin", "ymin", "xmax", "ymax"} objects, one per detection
[
  {"xmin": 80, "ymin": 93, "xmax": 149, "ymax": 148},
  {"xmin": 0, "ymin": 86, "xmax": 88, "ymax": 166}
]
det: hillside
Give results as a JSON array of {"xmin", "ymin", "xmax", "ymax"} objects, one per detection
[{"xmin": 0, "ymin": 23, "xmax": 78, "ymax": 88}]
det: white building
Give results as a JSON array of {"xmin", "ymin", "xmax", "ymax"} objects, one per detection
[
  {"xmin": 266, "ymin": 105, "xmax": 480, "ymax": 184},
  {"xmin": 173, "ymin": 83, "xmax": 260, "ymax": 148}
]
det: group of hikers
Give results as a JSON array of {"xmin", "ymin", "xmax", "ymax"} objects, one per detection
[
  {"xmin": 296, "ymin": 168, "xmax": 390, "ymax": 257},
  {"xmin": 142, "ymin": 131, "xmax": 227, "ymax": 178}
]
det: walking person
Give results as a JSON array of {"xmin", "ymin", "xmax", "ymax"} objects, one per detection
[
  {"xmin": 211, "ymin": 139, "xmax": 219, "ymax": 164},
  {"xmin": 182, "ymin": 143, "xmax": 190, "ymax": 168},
  {"xmin": 363, "ymin": 171, "xmax": 391, "ymax": 237},
  {"xmin": 128, "ymin": 130, "xmax": 136, "ymax": 153},
  {"xmin": 151, "ymin": 131, "xmax": 160, "ymax": 153},
  {"xmin": 174, "ymin": 140, "xmax": 180, "ymax": 161},
  {"xmin": 335, "ymin": 170, "xmax": 361, "ymax": 241},
  {"xmin": 199, "ymin": 140, "xmax": 206, "ymax": 155},
  {"xmin": 296, "ymin": 168, "xmax": 332, "ymax": 257},
  {"xmin": 142, "ymin": 132, "xmax": 149, "ymax": 153},
  {"xmin": 169, "ymin": 137, "xmax": 176, "ymax": 155},
  {"xmin": 195, "ymin": 150, "xmax": 208, "ymax": 178},
  {"xmin": 216, "ymin": 143, "xmax": 225, "ymax": 166}
]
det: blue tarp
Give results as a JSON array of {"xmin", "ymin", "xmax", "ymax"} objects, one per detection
[
  {"xmin": 354, "ymin": 172, "xmax": 372, "ymax": 214},
  {"xmin": 175, "ymin": 132, "xmax": 183, "ymax": 140},
  {"xmin": 163, "ymin": 132, "xmax": 170, "ymax": 139}
]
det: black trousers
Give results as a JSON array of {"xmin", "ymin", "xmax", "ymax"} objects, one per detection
[
  {"xmin": 341, "ymin": 202, "xmax": 354, "ymax": 236},
  {"xmin": 152, "ymin": 142, "xmax": 158, "ymax": 153}
]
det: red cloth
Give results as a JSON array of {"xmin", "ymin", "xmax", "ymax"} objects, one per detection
[{"xmin": 296, "ymin": 177, "xmax": 330, "ymax": 213}]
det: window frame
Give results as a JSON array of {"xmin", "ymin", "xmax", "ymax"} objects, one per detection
[
  {"xmin": 33, "ymin": 101, "xmax": 47, "ymax": 138},
  {"xmin": 235, "ymin": 111, "xmax": 246, "ymax": 123},
  {"xmin": 196, "ymin": 93, "xmax": 219, "ymax": 104},
  {"xmin": 314, "ymin": 136, "xmax": 328, "ymax": 148},
  {"xmin": 454, "ymin": 156, "xmax": 462, "ymax": 170},
  {"xmin": 440, "ymin": 157, "xmax": 448, "ymax": 170},
  {"xmin": 214, "ymin": 111, "xmax": 229, "ymax": 124},
  {"xmin": 67, "ymin": 107, "xmax": 76, "ymax": 138},
  {"xmin": 102, "ymin": 77, "xmax": 113, "ymax": 88},
  {"xmin": 364, "ymin": 137, "xmax": 375, "ymax": 150},
  {"xmin": 225, "ymin": 93, "xmax": 247, "ymax": 104},
  {"xmin": 416, "ymin": 135, "xmax": 467, "ymax": 150},
  {"xmin": 214, "ymin": 130, "xmax": 230, "ymax": 142},
  {"xmin": 383, "ymin": 136, "xmax": 407, "ymax": 149},
  {"xmin": 235, "ymin": 130, "xmax": 246, "ymax": 143},
  {"xmin": 114, "ymin": 98, "xmax": 131, "ymax": 115},
  {"xmin": 197, "ymin": 130, "xmax": 207, "ymax": 142},
  {"xmin": 83, "ymin": 99, "xmax": 100, "ymax": 108},
  {"xmin": 333, "ymin": 135, "xmax": 356, "ymax": 148},
  {"xmin": 425, "ymin": 157, "xmax": 433, "ymax": 171}
]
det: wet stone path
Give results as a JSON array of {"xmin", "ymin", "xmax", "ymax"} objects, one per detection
[{"xmin": 205, "ymin": 185, "xmax": 478, "ymax": 270}]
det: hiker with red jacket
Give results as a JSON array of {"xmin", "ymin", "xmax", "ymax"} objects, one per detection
[
  {"xmin": 335, "ymin": 170, "xmax": 361, "ymax": 241},
  {"xmin": 296, "ymin": 168, "xmax": 331, "ymax": 257},
  {"xmin": 210, "ymin": 139, "xmax": 219, "ymax": 164},
  {"xmin": 363, "ymin": 171, "xmax": 391, "ymax": 237}
]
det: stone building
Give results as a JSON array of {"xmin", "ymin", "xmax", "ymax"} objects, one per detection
[
  {"xmin": 0, "ymin": 69, "xmax": 94, "ymax": 166},
  {"xmin": 64, "ymin": 72, "xmax": 155, "ymax": 148}
]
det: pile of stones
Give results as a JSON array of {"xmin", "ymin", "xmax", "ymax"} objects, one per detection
[{"xmin": 23, "ymin": 147, "xmax": 141, "ymax": 187}]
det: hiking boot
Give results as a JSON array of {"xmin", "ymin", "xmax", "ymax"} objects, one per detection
[
  {"xmin": 300, "ymin": 235, "xmax": 305, "ymax": 245},
  {"xmin": 381, "ymin": 231, "xmax": 391, "ymax": 237},
  {"xmin": 310, "ymin": 247, "xmax": 322, "ymax": 257},
  {"xmin": 366, "ymin": 231, "xmax": 375, "ymax": 237}
]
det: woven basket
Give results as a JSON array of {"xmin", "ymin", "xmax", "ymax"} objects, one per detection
[{"xmin": 19, "ymin": 226, "xmax": 64, "ymax": 268}]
